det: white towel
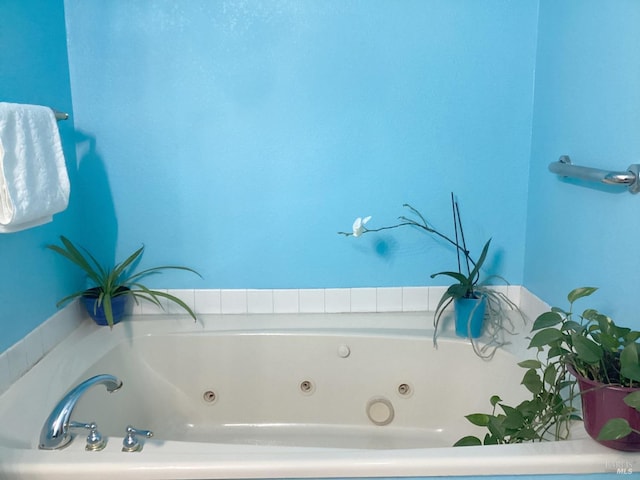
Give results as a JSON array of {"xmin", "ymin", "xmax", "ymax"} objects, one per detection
[{"xmin": 0, "ymin": 102, "xmax": 70, "ymax": 233}]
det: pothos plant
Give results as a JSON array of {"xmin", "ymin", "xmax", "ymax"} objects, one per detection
[
  {"xmin": 339, "ymin": 194, "xmax": 521, "ymax": 359},
  {"xmin": 455, "ymin": 287, "xmax": 640, "ymax": 447}
]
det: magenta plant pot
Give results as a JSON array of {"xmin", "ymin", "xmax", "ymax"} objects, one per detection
[
  {"xmin": 81, "ymin": 288, "xmax": 129, "ymax": 326},
  {"xmin": 571, "ymin": 367, "xmax": 640, "ymax": 451},
  {"xmin": 454, "ymin": 296, "xmax": 486, "ymax": 339}
]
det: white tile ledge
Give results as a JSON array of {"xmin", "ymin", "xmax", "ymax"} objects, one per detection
[
  {"xmin": 183, "ymin": 285, "xmax": 525, "ymax": 315},
  {"xmin": 0, "ymin": 302, "xmax": 84, "ymax": 395}
]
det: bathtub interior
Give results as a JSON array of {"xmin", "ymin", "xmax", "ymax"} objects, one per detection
[
  {"xmin": 66, "ymin": 328, "xmax": 529, "ymax": 450},
  {"xmin": 3, "ymin": 312, "xmax": 631, "ymax": 479}
]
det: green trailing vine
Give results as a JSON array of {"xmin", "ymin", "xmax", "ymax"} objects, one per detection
[{"xmin": 455, "ymin": 287, "xmax": 640, "ymax": 446}]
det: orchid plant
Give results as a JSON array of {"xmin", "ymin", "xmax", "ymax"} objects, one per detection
[{"xmin": 339, "ymin": 194, "xmax": 521, "ymax": 358}]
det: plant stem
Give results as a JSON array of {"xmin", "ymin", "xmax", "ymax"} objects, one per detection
[
  {"xmin": 452, "ymin": 193, "xmax": 462, "ymax": 276},
  {"xmin": 454, "ymin": 197, "xmax": 472, "ymax": 277},
  {"xmin": 346, "ymin": 205, "xmax": 476, "ymax": 268}
]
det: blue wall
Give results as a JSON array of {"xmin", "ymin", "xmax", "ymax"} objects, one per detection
[
  {"xmin": 63, "ymin": 0, "xmax": 537, "ymax": 290},
  {"xmin": 525, "ymin": 0, "xmax": 640, "ymax": 325},
  {"xmin": 3, "ymin": 1, "xmax": 640, "ymax": 350},
  {"xmin": 0, "ymin": 0, "xmax": 81, "ymax": 351}
]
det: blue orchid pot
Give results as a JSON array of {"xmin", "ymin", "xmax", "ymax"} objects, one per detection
[{"xmin": 454, "ymin": 295, "xmax": 487, "ymax": 338}]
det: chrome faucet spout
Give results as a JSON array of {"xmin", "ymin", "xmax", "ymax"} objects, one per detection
[{"xmin": 39, "ymin": 374, "xmax": 122, "ymax": 450}]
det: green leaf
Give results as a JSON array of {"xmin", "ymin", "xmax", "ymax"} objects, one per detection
[
  {"xmin": 522, "ymin": 369, "xmax": 543, "ymax": 394},
  {"xmin": 561, "ymin": 320, "xmax": 583, "ymax": 334},
  {"xmin": 567, "ymin": 287, "xmax": 598, "ymax": 304},
  {"xmin": 483, "ymin": 433, "xmax": 499, "ymax": 445},
  {"xmin": 528, "ymin": 328, "xmax": 565, "ymax": 349},
  {"xmin": 447, "ymin": 283, "xmax": 472, "ymax": 298},
  {"xmin": 467, "ymin": 239, "xmax": 491, "ymax": 285},
  {"xmin": 515, "ymin": 398, "xmax": 542, "ymax": 419},
  {"xmin": 465, "ymin": 413, "xmax": 490, "ymax": 427},
  {"xmin": 141, "ymin": 289, "xmax": 198, "ymax": 320},
  {"xmin": 112, "ymin": 245, "xmax": 145, "ymax": 280},
  {"xmin": 512, "ymin": 427, "xmax": 539, "ymax": 442},
  {"xmin": 55, "ymin": 289, "xmax": 90, "ymax": 307},
  {"xmin": 597, "ymin": 418, "xmax": 632, "ymax": 441},
  {"xmin": 453, "ymin": 436, "xmax": 482, "ymax": 447},
  {"xmin": 433, "ymin": 290, "xmax": 454, "ymax": 313},
  {"xmin": 532, "ymin": 311, "xmax": 563, "ymax": 331},
  {"xmin": 490, "ymin": 395, "xmax": 502, "ymax": 407},
  {"xmin": 571, "ymin": 334, "xmax": 603, "ymax": 364},
  {"xmin": 48, "ymin": 236, "xmax": 103, "ymax": 286},
  {"xmin": 487, "ymin": 415, "xmax": 506, "ymax": 440},
  {"xmin": 500, "ymin": 405, "xmax": 525, "ymax": 429},
  {"xmin": 430, "ymin": 270, "xmax": 470, "ymax": 285},
  {"xmin": 558, "ymin": 379, "xmax": 576, "ymax": 391},
  {"xmin": 547, "ymin": 345, "xmax": 570, "ymax": 359},
  {"xmin": 518, "ymin": 360, "xmax": 542, "ymax": 369},
  {"xmin": 625, "ymin": 331, "xmax": 640, "ymax": 343},
  {"xmin": 620, "ymin": 343, "xmax": 640, "ymax": 383},
  {"xmin": 433, "ymin": 292, "xmax": 454, "ymax": 333},
  {"xmin": 581, "ymin": 308, "xmax": 600, "ymax": 321},
  {"xmin": 127, "ymin": 264, "xmax": 201, "ymax": 284},
  {"xmin": 598, "ymin": 332, "xmax": 620, "ymax": 351},
  {"xmin": 592, "ymin": 311, "xmax": 610, "ymax": 326},
  {"xmin": 623, "ymin": 391, "xmax": 640, "ymax": 411},
  {"xmin": 543, "ymin": 364, "xmax": 558, "ymax": 386},
  {"xmin": 102, "ymin": 291, "xmax": 114, "ymax": 328}
]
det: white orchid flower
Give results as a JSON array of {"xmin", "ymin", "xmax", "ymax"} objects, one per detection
[{"xmin": 352, "ymin": 216, "xmax": 372, "ymax": 237}]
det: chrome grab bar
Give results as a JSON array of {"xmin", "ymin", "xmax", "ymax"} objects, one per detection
[{"xmin": 549, "ymin": 155, "xmax": 640, "ymax": 194}]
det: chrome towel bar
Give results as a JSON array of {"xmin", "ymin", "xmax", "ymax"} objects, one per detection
[
  {"xmin": 549, "ymin": 155, "xmax": 640, "ymax": 194},
  {"xmin": 53, "ymin": 109, "xmax": 68, "ymax": 121}
]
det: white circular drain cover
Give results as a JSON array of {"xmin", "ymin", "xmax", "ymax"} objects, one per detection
[{"xmin": 366, "ymin": 396, "xmax": 395, "ymax": 426}]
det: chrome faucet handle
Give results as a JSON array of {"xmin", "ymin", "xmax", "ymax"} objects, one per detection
[
  {"xmin": 122, "ymin": 425, "xmax": 153, "ymax": 452},
  {"xmin": 69, "ymin": 421, "xmax": 106, "ymax": 451}
]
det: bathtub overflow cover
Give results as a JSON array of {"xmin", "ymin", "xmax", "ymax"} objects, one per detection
[{"xmin": 366, "ymin": 396, "xmax": 395, "ymax": 426}]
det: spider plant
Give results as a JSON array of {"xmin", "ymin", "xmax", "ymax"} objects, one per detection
[{"xmin": 48, "ymin": 235, "xmax": 200, "ymax": 327}]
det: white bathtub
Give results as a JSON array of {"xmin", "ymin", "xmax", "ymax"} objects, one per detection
[{"xmin": 0, "ymin": 312, "xmax": 635, "ymax": 479}]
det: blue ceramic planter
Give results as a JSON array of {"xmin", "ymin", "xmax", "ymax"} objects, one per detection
[
  {"xmin": 81, "ymin": 288, "xmax": 129, "ymax": 326},
  {"xmin": 454, "ymin": 296, "xmax": 487, "ymax": 338}
]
